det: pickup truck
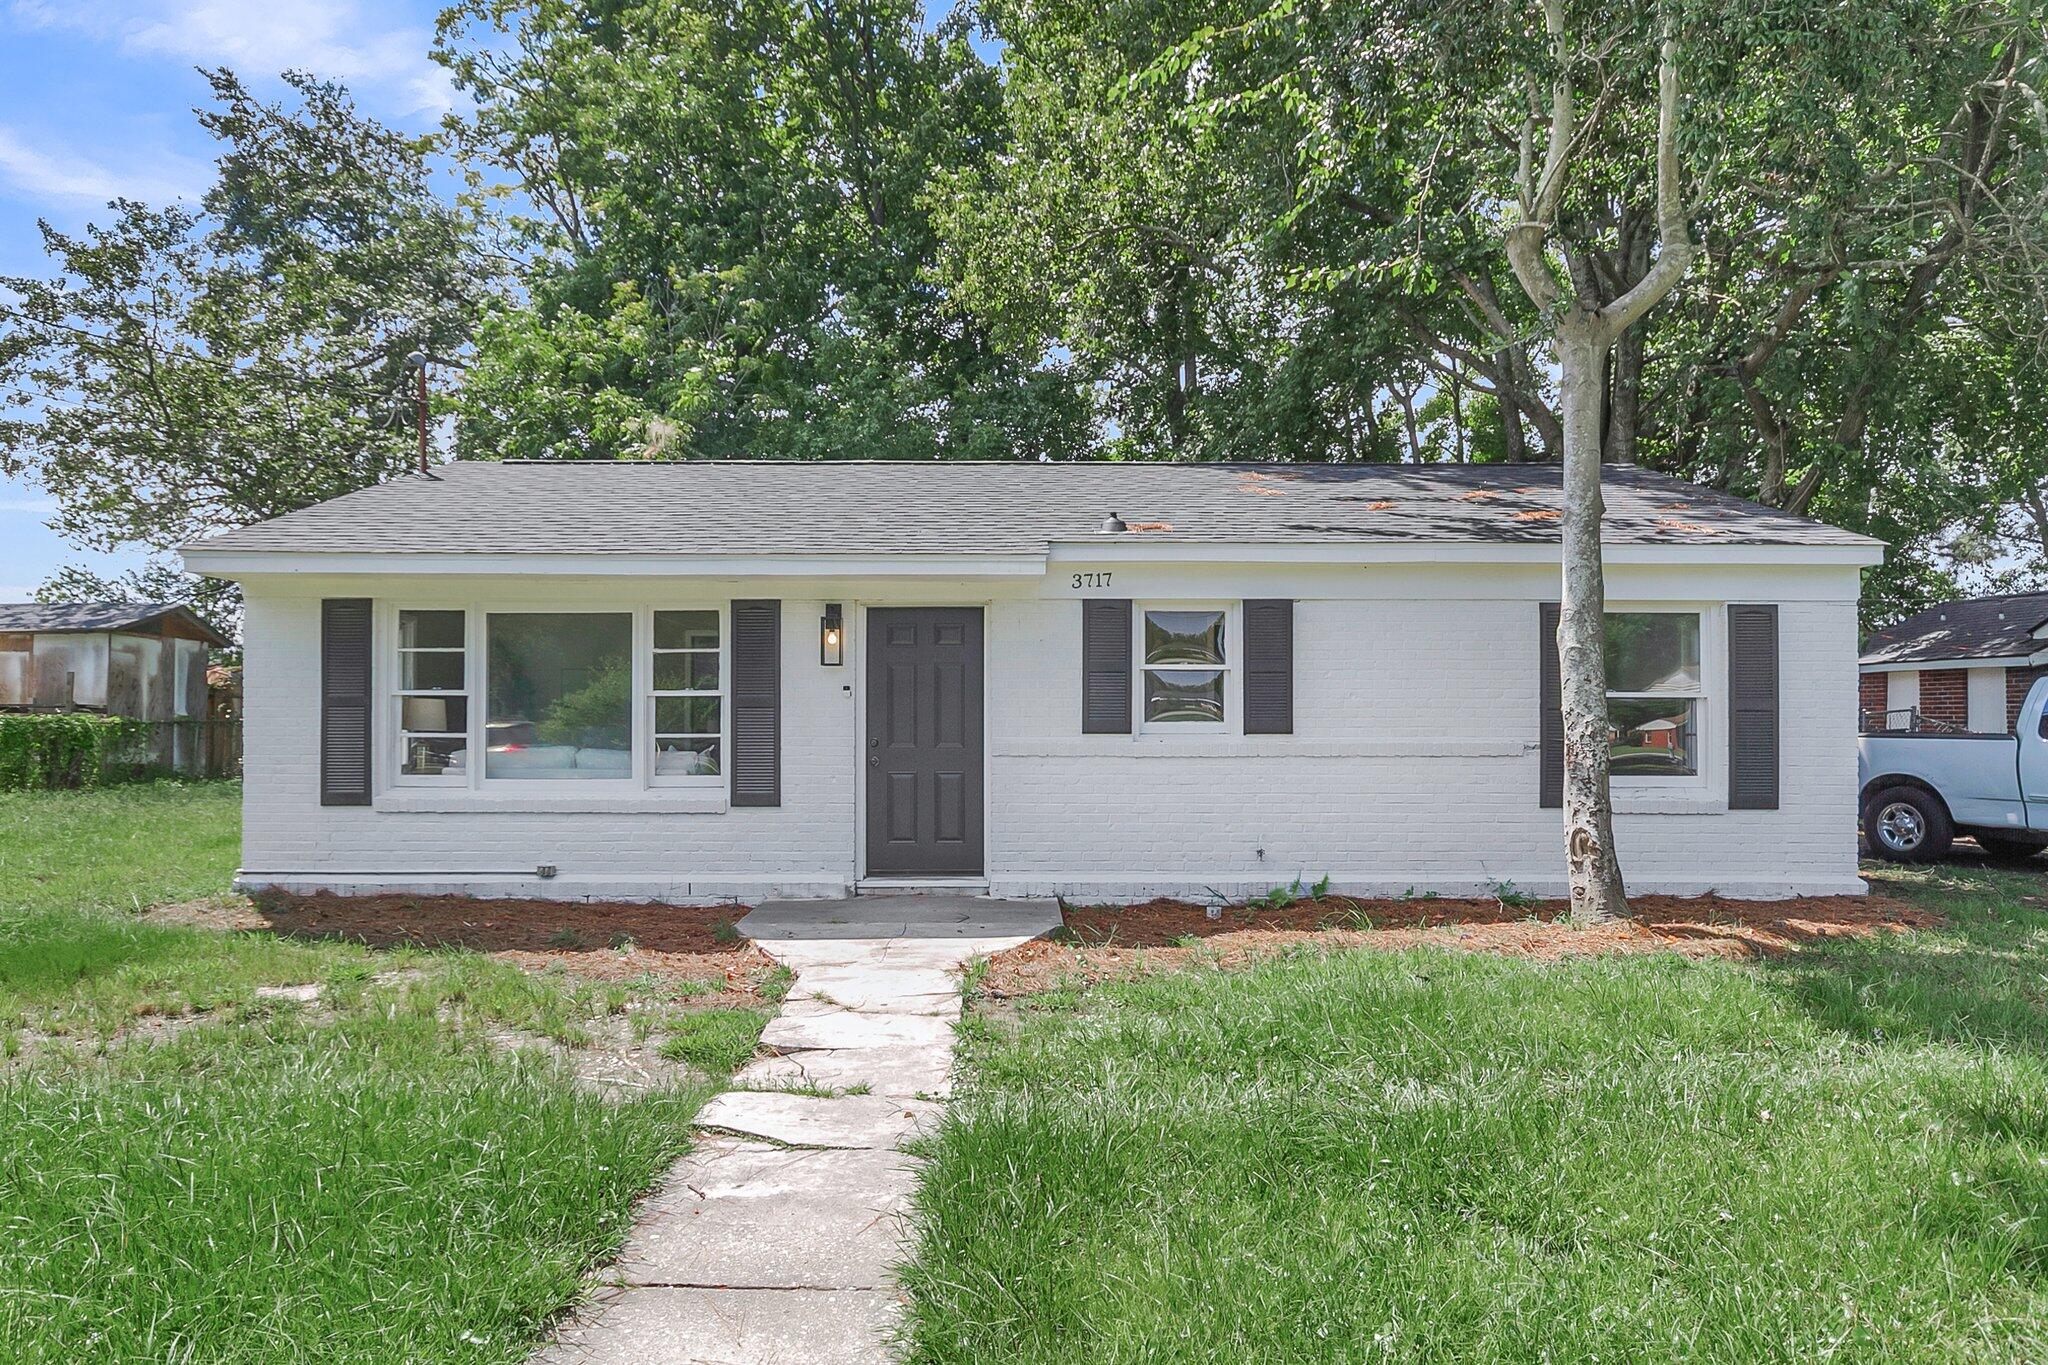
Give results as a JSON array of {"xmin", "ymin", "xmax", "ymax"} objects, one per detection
[{"xmin": 1859, "ymin": 676, "xmax": 2048, "ymax": 862}]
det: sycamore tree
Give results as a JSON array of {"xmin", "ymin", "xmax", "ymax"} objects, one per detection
[
  {"xmin": 1500, "ymin": 6, "xmax": 1694, "ymax": 917},
  {"xmin": 1167, "ymin": 0, "xmax": 1705, "ymax": 916},
  {"xmin": 0, "ymin": 70, "xmax": 483, "ymax": 615}
]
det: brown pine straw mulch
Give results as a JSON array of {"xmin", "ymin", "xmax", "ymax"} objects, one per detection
[
  {"xmin": 148, "ymin": 891, "xmax": 780, "ymax": 998},
  {"xmin": 980, "ymin": 892, "xmax": 1940, "ymax": 996}
]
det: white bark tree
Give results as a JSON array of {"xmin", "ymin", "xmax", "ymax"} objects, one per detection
[{"xmin": 1503, "ymin": 3, "xmax": 1694, "ymax": 919}]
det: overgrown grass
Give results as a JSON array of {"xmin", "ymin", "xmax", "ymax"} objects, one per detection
[
  {"xmin": 902, "ymin": 864, "xmax": 2048, "ymax": 1362},
  {"xmin": 0, "ymin": 781, "xmax": 755, "ymax": 1362},
  {"xmin": 657, "ymin": 1005, "xmax": 774, "ymax": 1073}
]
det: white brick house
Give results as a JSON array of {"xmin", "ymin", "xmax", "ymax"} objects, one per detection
[{"xmin": 182, "ymin": 461, "xmax": 1881, "ymax": 902}]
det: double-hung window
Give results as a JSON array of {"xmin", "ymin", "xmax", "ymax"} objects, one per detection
[
  {"xmin": 1140, "ymin": 605, "xmax": 1232, "ymax": 731},
  {"xmin": 651, "ymin": 610, "xmax": 723, "ymax": 784},
  {"xmin": 397, "ymin": 610, "xmax": 469, "ymax": 779},
  {"xmin": 1604, "ymin": 612, "xmax": 1703, "ymax": 777}
]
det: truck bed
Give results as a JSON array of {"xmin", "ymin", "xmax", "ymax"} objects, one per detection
[{"xmin": 1860, "ymin": 730, "xmax": 2021, "ymax": 829}]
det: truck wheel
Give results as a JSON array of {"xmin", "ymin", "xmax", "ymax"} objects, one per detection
[
  {"xmin": 1863, "ymin": 786, "xmax": 1952, "ymax": 862},
  {"xmin": 1973, "ymin": 833, "xmax": 2046, "ymax": 864}
]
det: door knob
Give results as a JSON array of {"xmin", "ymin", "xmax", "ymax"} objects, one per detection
[{"xmin": 868, "ymin": 755, "xmax": 880, "ymax": 768}]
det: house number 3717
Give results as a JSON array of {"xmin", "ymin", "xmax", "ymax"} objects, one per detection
[{"xmin": 1070, "ymin": 572, "xmax": 1113, "ymax": 589}]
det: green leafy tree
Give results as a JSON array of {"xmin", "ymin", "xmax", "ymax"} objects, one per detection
[
  {"xmin": 438, "ymin": 0, "xmax": 1088, "ymax": 461},
  {"xmin": 939, "ymin": 0, "xmax": 1431, "ymax": 462},
  {"xmin": 0, "ymin": 70, "xmax": 485, "ymax": 604},
  {"xmin": 1153, "ymin": 0, "xmax": 2048, "ymax": 912}
]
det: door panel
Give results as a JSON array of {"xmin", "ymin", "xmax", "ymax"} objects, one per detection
[{"xmin": 866, "ymin": 608, "xmax": 985, "ymax": 875}]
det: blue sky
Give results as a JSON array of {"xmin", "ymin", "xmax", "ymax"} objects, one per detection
[{"xmin": 0, "ymin": 0, "xmax": 454, "ymax": 601}]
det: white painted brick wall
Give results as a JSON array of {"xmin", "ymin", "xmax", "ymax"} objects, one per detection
[
  {"xmin": 237, "ymin": 563, "xmax": 1865, "ymax": 903},
  {"xmin": 242, "ymin": 590, "xmax": 859, "ymax": 901}
]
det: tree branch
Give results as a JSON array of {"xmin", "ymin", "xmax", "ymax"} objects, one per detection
[{"xmin": 1595, "ymin": 29, "xmax": 1692, "ymax": 340}]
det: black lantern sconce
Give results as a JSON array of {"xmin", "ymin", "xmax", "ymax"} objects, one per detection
[{"xmin": 821, "ymin": 603, "xmax": 844, "ymax": 665}]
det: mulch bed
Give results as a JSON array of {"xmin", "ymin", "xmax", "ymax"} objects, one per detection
[
  {"xmin": 149, "ymin": 891, "xmax": 779, "ymax": 996},
  {"xmin": 981, "ymin": 892, "xmax": 1940, "ymax": 996}
]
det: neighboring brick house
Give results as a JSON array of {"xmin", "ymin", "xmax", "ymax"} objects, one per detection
[
  {"xmin": 181, "ymin": 461, "xmax": 1881, "ymax": 901},
  {"xmin": 1859, "ymin": 591, "xmax": 2048, "ymax": 732}
]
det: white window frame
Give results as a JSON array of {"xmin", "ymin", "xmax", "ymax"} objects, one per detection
[
  {"xmin": 1604, "ymin": 605, "xmax": 1713, "ymax": 790},
  {"xmin": 381, "ymin": 600, "xmax": 733, "ymax": 798},
  {"xmin": 478, "ymin": 607, "xmax": 642, "ymax": 791},
  {"xmin": 647, "ymin": 606, "xmax": 728, "ymax": 790},
  {"xmin": 393, "ymin": 608, "xmax": 472, "ymax": 787},
  {"xmin": 1135, "ymin": 601, "xmax": 1239, "ymax": 735}
]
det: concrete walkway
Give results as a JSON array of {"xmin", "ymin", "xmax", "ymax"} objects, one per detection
[{"xmin": 534, "ymin": 895, "xmax": 1060, "ymax": 1365}]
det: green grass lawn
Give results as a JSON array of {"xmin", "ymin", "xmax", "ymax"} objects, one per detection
[
  {"xmin": 0, "ymin": 781, "xmax": 760, "ymax": 1363},
  {"xmin": 903, "ymin": 864, "xmax": 2048, "ymax": 1363}
]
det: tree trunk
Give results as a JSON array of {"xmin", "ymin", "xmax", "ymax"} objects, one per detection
[
  {"xmin": 1498, "ymin": 347, "xmax": 1529, "ymax": 461},
  {"xmin": 1605, "ymin": 322, "xmax": 1643, "ymax": 463},
  {"xmin": 1557, "ymin": 325, "xmax": 1629, "ymax": 920}
]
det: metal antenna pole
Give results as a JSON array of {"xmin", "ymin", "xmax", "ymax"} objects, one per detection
[{"xmin": 407, "ymin": 350, "xmax": 430, "ymax": 475}]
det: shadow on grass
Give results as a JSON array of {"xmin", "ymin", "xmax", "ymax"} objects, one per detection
[{"xmin": 1759, "ymin": 859, "xmax": 2048, "ymax": 1056}]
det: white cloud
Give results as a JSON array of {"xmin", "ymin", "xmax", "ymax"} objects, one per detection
[
  {"xmin": 0, "ymin": 126, "xmax": 205, "ymax": 206},
  {"xmin": 0, "ymin": 496, "xmax": 58, "ymax": 514},
  {"xmin": 12, "ymin": 0, "xmax": 455, "ymax": 117}
]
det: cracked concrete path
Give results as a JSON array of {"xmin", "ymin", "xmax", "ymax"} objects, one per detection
[{"xmin": 532, "ymin": 894, "xmax": 1059, "ymax": 1365}]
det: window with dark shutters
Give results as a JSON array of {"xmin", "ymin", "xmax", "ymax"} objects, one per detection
[
  {"xmin": 729, "ymin": 600, "xmax": 781, "ymax": 806},
  {"xmin": 1727, "ymin": 604, "xmax": 1780, "ymax": 810},
  {"xmin": 1539, "ymin": 602, "xmax": 1563, "ymax": 808},
  {"xmin": 1242, "ymin": 599, "xmax": 1294, "ymax": 735},
  {"xmin": 1081, "ymin": 599, "xmax": 1133, "ymax": 734},
  {"xmin": 321, "ymin": 598, "xmax": 374, "ymax": 806}
]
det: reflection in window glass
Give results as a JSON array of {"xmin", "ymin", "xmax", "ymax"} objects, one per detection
[
  {"xmin": 651, "ymin": 610, "xmax": 722, "ymax": 780},
  {"xmin": 399, "ymin": 609, "xmax": 468, "ymax": 777},
  {"xmin": 1145, "ymin": 610, "xmax": 1226, "ymax": 665},
  {"xmin": 487, "ymin": 613, "xmax": 632, "ymax": 780},
  {"xmin": 1142, "ymin": 609, "xmax": 1228, "ymax": 725},
  {"xmin": 1603, "ymin": 613, "xmax": 1700, "ymax": 693},
  {"xmin": 1145, "ymin": 668, "xmax": 1225, "ymax": 723},
  {"xmin": 1604, "ymin": 613, "xmax": 1702, "ymax": 776},
  {"xmin": 1609, "ymin": 696, "xmax": 1698, "ymax": 776}
]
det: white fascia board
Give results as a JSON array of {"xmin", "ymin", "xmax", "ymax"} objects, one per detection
[
  {"xmin": 179, "ymin": 550, "xmax": 1049, "ymax": 580},
  {"xmin": 1859, "ymin": 656, "xmax": 2032, "ymax": 672},
  {"xmin": 1047, "ymin": 539, "xmax": 1885, "ymax": 567}
]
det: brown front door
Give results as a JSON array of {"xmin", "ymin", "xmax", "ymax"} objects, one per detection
[{"xmin": 865, "ymin": 608, "xmax": 984, "ymax": 876}]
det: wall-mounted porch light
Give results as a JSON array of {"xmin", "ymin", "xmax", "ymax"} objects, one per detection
[{"xmin": 821, "ymin": 603, "xmax": 844, "ymax": 665}]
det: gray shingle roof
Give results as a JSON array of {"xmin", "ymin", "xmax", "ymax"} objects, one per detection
[
  {"xmin": 0, "ymin": 601, "xmax": 229, "ymax": 645},
  {"xmin": 184, "ymin": 460, "xmax": 1877, "ymax": 558},
  {"xmin": 1861, "ymin": 593, "xmax": 2048, "ymax": 665}
]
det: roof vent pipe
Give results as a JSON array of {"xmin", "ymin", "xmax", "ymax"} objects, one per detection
[{"xmin": 1101, "ymin": 511, "xmax": 1128, "ymax": 533}]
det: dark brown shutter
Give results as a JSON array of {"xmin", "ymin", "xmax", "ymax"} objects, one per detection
[
  {"xmin": 730, "ymin": 600, "xmax": 781, "ymax": 807},
  {"xmin": 1539, "ymin": 601, "xmax": 1563, "ymax": 809},
  {"xmin": 1727, "ymin": 603, "xmax": 1780, "ymax": 810},
  {"xmin": 1081, "ymin": 599, "xmax": 1133, "ymax": 734},
  {"xmin": 320, "ymin": 598, "xmax": 373, "ymax": 806},
  {"xmin": 1243, "ymin": 599, "xmax": 1294, "ymax": 734}
]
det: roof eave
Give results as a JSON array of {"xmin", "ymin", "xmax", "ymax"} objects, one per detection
[{"xmin": 184, "ymin": 537, "xmax": 1883, "ymax": 579}]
